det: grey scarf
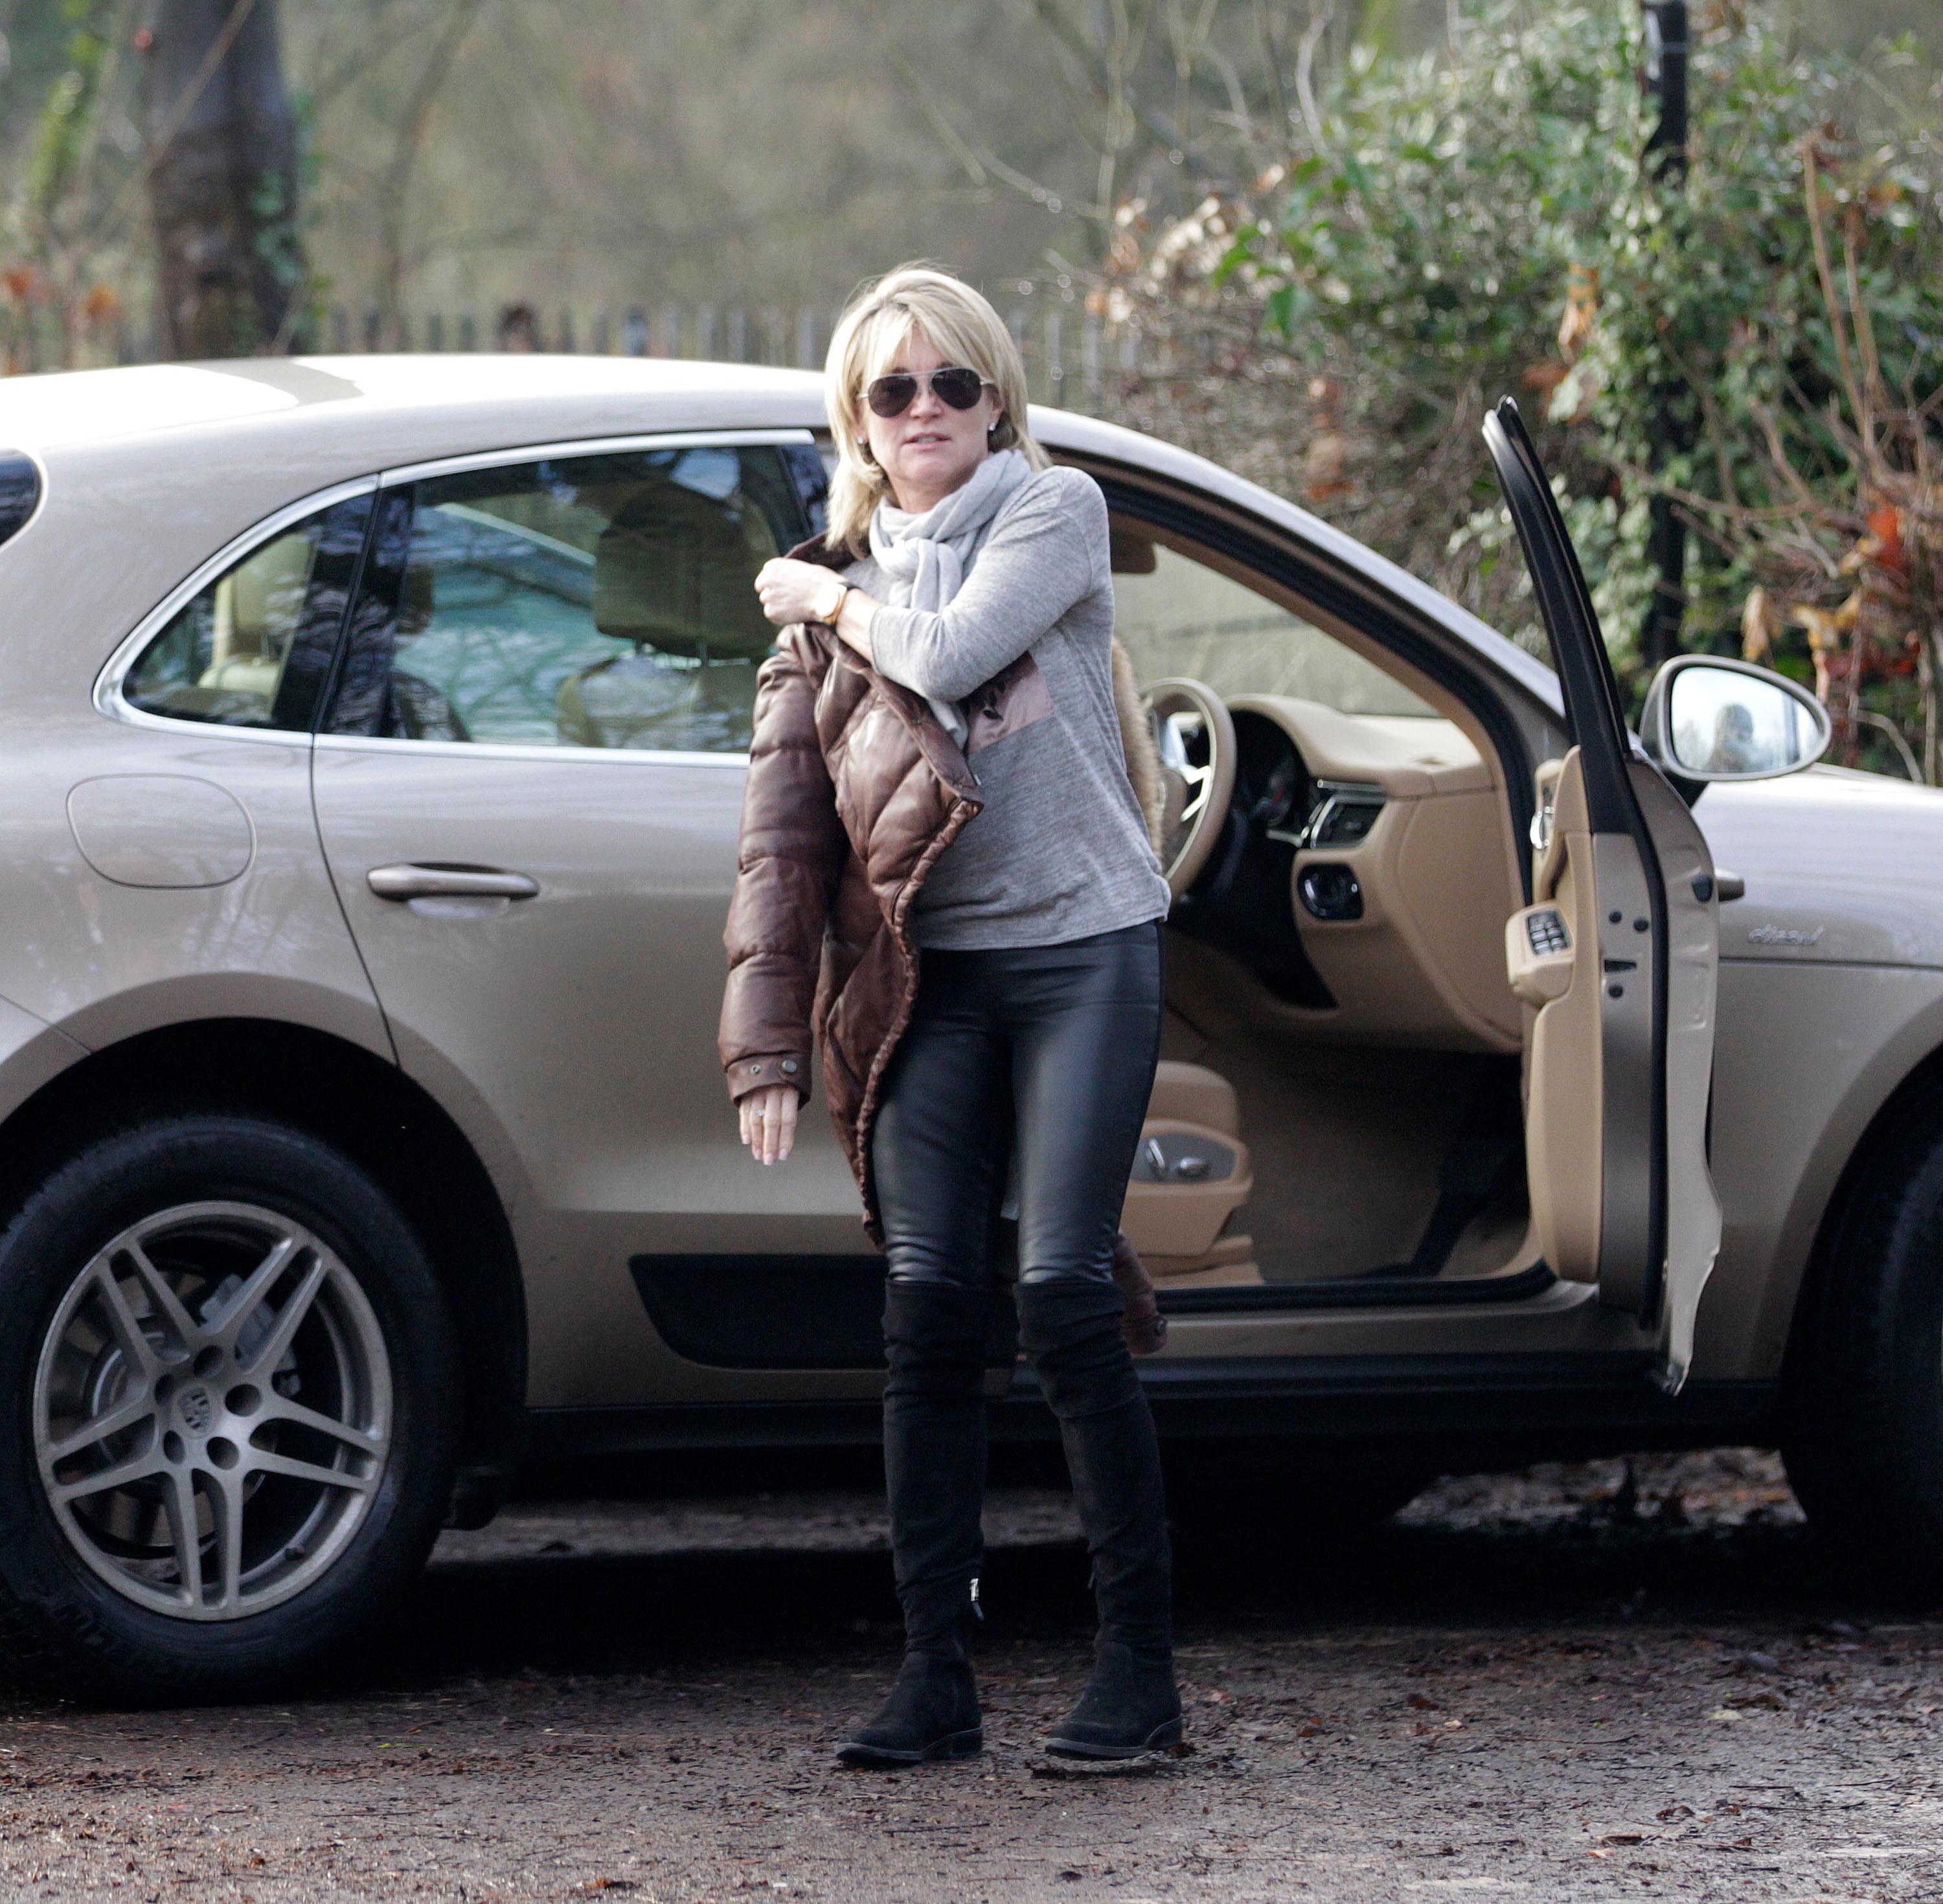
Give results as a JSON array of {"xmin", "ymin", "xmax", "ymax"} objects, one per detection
[{"xmin": 867, "ymin": 448, "xmax": 1030, "ymax": 745}]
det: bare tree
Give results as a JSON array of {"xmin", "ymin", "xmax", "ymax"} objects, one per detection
[
  {"xmin": 142, "ymin": 0, "xmax": 304, "ymax": 357},
  {"xmin": 372, "ymin": 0, "xmax": 491, "ymax": 340}
]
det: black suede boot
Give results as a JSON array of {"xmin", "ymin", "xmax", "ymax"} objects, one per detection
[
  {"xmin": 836, "ymin": 1282, "xmax": 991, "ymax": 1767},
  {"xmin": 1016, "ymin": 1276, "xmax": 1183, "ymax": 1760},
  {"xmin": 835, "ymin": 1633, "xmax": 983, "ymax": 1767},
  {"xmin": 1043, "ymin": 1640, "xmax": 1183, "ymax": 1759}
]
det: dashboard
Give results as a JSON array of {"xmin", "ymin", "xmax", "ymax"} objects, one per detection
[{"xmin": 1172, "ymin": 696, "xmax": 1522, "ymax": 1051}]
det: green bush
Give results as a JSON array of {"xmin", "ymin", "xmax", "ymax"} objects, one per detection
[{"xmin": 1113, "ymin": 1, "xmax": 1942, "ymax": 769}]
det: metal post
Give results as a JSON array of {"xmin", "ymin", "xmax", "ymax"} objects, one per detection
[{"xmin": 1639, "ymin": 0, "xmax": 1691, "ymax": 671}]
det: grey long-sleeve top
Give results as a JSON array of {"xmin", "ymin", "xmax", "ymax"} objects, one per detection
[{"xmin": 856, "ymin": 464, "xmax": 1170, "ymax": 951}]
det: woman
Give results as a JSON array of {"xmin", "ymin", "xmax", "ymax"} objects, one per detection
[{"xmin": 721, "ymin": 264, "xmax": 1179, "ymax": 1766}]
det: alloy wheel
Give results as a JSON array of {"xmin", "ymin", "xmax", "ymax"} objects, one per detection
[{"xmin": 32, "ymin": 1201, "xmax": 392, "ymax": 1622}]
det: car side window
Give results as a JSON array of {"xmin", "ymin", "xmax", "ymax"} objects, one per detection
[
  {"xmin": 1109, "ymin": 521, "xmax": 1435, "ymax": 718},
  {"xmin": 324, "ymin": 445, "xmax": 819, "ymax": 753},
  {"xmin": 122, "ymin": 493, "xmax": 374, "ymax": 732}
]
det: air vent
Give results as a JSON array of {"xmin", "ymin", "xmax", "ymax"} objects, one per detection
[
  {"xmin": 0, "ymin": 453, "xmax": 41, "ymax": 549},
  {"xmin": 1303, "ymin": 780, "xmax": 1385, "ymax": 848}
]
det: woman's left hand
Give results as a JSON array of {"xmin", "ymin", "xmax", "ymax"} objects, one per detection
[{"xmin": 755, "ymin": 558, "xmax": 840, "ymax": 629}]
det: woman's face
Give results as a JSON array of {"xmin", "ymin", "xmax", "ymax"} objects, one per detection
[{"xmin": 859, "ymin": 327, "xmax": 1005, "ymax": 515}]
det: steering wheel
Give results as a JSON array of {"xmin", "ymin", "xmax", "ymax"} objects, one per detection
[{"xmin": 1146, "ymin": 677, "xmax": 1236, "ymax": 899}]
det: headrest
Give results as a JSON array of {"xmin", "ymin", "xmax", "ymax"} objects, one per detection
[
  {"xmin": 593, "ymin": 479, "xmax": 779, "ymax": 661},
  {"xmin": 218, "ymin": 528, "xmax": 315, "ymax": 661}
]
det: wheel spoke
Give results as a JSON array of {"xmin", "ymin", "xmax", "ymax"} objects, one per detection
[
  {"xmin": 209, "ymin": 1234, "xmax": 302, "ymax": 1353},
  {"xmin": 122, "ymin": 1241, "xmax": 198, "ymax": 1355},
  {"xmin": 46, "ymin": 1394, "xmax": 155, "ymax": 1466},
  {"xmin": 161, "ymin": 1468, "xmax": 204, "ymax": 1606},
  {"xmin": 206, "ymin": 1476, "xmax": 245, "ymax": 1616},
  {"xmin": 262, "ymin": 1394, "xmax": 385, "ymax": 1454},
  {"xmin": 247, "ymin": 1447, "xmax": 376, "ymax": 1495},
  {"xmin": 89, "ymin": 1263, "xmax": 159, "ymax": 1379},
  {"xmin": 51, "ymin": 1447, "xmax": 166, "ymax": 1504},
  {"xmin": 234, "ymin": 1256, "xmax": 326, "ymax": 1379}
]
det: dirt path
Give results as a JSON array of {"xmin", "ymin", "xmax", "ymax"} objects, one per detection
[{"xmin": 5, "ymin": 1451, "xmax": 1943, "ymax": 1903}]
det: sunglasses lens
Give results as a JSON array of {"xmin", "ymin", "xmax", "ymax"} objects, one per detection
[
  {"xmin": 866, "ymin": 374, "xmax": 917, "ymax": 418},
  {"xmin": 933, "ymin": 368, "xmax": 985, "ymax": 410}
]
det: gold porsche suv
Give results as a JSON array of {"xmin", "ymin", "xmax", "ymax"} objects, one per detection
[{"xmin": 0, "ymin": 354, "xmax": 1937, "ymax": 1703}]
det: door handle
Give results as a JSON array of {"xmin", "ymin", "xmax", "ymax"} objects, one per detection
[{"xmin": 367, "ymin": 863, "xmax": 540, "ymax": 901}]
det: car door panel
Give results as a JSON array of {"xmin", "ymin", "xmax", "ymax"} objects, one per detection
[
  {"xmin": 1632, "ymin": 759, "xmax": 1723, "ymax": 1383},
  {"xmin": 309, "ymin": 437, "xmax": 871, "ymax": 1409},
  {"xmin": 1485, "ymin": 398, "xmax": 1722, "ymax": 1390}
]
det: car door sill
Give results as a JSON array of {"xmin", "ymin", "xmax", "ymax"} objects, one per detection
[{"xmin": 1159, "ymin": 1262, "xmax": 1556, "ymax": 1315}]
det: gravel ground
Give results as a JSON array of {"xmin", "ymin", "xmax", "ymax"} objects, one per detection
[{"xmin": 6, "ymin": 1450, "xmax": 1943, "ymax": 1903}]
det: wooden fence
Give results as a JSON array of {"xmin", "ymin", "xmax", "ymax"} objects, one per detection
[{"xmin": 41, "ymin": 298, "xmax": 1153, "ymax": 411}]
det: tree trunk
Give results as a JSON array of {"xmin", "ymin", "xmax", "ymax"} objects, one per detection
[{"xmin": 143, "ymin": 0, "xmax": 304, "ymax": 358}]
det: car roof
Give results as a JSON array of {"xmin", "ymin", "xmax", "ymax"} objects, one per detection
[
  {"xmin": 0, "ymin": 354, "xmax": 1558, "ymax": 715},
  {"xmin": 0, "ymin": 354, "xmax": 830, "ymax": 458}
]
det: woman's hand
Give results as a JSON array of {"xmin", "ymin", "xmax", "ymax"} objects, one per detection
[
  {"xmin": 755, "ymin": 559, "xmax": 878, "ymax": 661},
  {"xmin": 755, "ymin": 558, "xmax": 841, "ymax": 629},
  {"xmin": 738, "ymin": 1083, "xmax": 799, "ymax": 1165}
]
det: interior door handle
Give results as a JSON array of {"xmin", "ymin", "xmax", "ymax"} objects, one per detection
[{"xmin": 367, "ymin": 863, "xmax": 540, "ymax": 901}]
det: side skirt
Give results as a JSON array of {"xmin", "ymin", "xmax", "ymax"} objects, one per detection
[{"xmin": 527, "ymin": 1359, "xmax": 1779, "ymax": 1470}]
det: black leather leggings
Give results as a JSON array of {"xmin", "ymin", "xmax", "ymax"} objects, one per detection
[
  {"xmin": 873, "ymin": 921, "xmax": 1165, "ymax": 1289},
  {"xmin": 870, "ymin": 921, "xmax": 1172, "ymax": 1660}
]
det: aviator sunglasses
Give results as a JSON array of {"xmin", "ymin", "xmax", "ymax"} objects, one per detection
[{"xmin": 863, "ymin": 365, "xmax": 994, "ymax": 418}]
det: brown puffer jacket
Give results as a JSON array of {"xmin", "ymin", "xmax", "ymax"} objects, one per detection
[{"xmin": 718, "ymin": 543, "xmax": 1166, "ymax": 1259}]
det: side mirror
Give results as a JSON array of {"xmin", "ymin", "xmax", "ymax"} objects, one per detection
[{"xmin": 1639, "ymin": 655, "xmax": 1832, "ymax": 785}]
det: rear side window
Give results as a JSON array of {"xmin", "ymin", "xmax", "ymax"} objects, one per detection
[
  {"xmin": 324, "ymin": 444, "xmax": 817, "ymax": 753},
  {"xmin": 0, "ymin": 453, "xmax": 40, "ymax": 549},
  {"xmin": 122, "ymin": 493, "xmax": 374, "ymax": 732}
]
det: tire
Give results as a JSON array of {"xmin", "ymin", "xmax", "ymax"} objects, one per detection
[
  {"xmin": 1781, "ymin": 1072, "xmax": 1943, "ymax": 1586},
  {"xmin": 0, "ymin": 1113, "xmax": 459, "ymax": 1704}
]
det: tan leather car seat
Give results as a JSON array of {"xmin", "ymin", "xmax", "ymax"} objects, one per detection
[
  {"xmin": 1122, "ymin": 1060, "xmax": 1262, "ymax": 1286},
  {"xmin": 558, "ymin": 476, "xmax": 780, "ymax": 749},
  {"xmin": 198, "ymin": 527, "xmax": 317, "ymax": 703},
  {"xmin": 1146, "ymin": 1060, "xmax": 1240, "ymax": 1135}
]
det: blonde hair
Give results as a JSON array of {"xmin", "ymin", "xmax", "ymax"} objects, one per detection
[{"xmin": 823, "ymin": 264, "xmax": 1048, "ymax": 554}]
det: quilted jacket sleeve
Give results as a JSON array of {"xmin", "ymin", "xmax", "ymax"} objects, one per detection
[{"xmin": 719, "ymin": 626, "xmax": 847, "ymax": 1105}]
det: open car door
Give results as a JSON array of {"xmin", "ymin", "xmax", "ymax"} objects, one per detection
[{"xmin": 1484, "ymin": 398, "xmax": 1722, "ymax": 1393}]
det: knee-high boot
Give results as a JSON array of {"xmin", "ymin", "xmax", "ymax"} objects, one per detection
[
  {"xmin": 1016, "ymin": 1276, "xmax": 1182, "ymax": 1759},
  {"xmin": 835, "ymin": 1281, "xmax": 988, "ymax": 1767}
]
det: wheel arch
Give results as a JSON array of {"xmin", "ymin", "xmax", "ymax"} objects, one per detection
[
  {"xmin": 1778, "ymin": 1031, "xmax": 1943, "ymax": 1407},
  {"xmin": 0, "ymin": 1017, "xmax": 527, "ymax": 1493}
]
